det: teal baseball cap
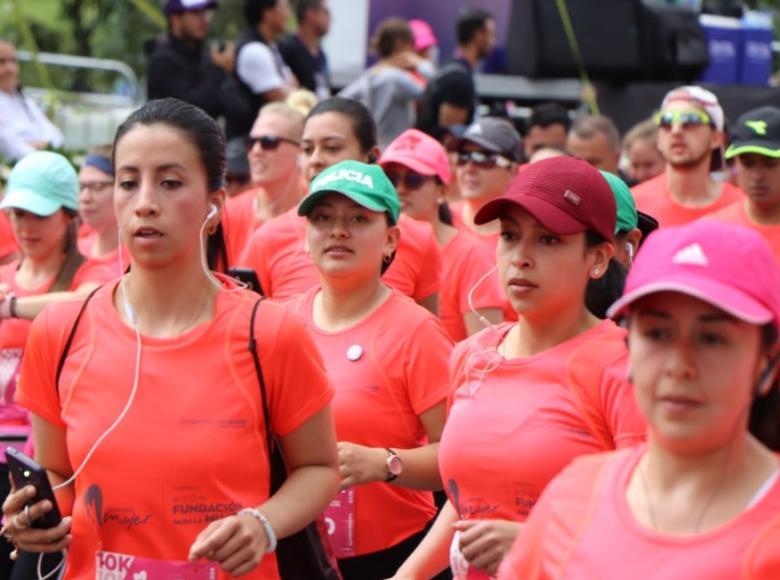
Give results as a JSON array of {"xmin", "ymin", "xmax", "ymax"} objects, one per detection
[
  {"xmin": 600, "ymin": 170, "xmax": 637, "ymax": 233},
  {"xmin": 2, "ymin": 151, "xmax": 79, "ymax": 216},
  {"xmin": 299, "ymin": 160, "xmax": 401, "ymax": 225}
]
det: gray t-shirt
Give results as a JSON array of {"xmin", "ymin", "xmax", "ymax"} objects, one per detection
[{"xmin": 339, "ymin": 66, "xmax": 423, "ymax": 148}]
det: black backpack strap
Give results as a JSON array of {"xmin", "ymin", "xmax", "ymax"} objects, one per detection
[
  {"xmin": 55, "ymin": 286, "xmax": 101, "ymax": 388},
  {"xmin": 248, "ymin": 297, "xmax": 272, "ymax": 450}
]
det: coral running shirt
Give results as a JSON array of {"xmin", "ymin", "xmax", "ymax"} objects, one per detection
[
  {"xmin": 222, "ymin": 187, "xmax": 263, "ymax": 265},
  {"xmin": 77, "ymin": 233, "xmax": 130, "ymax": 279},
  {"xmin": 499, "ymin": 447, "xmax": 780, "ymax": 580},
  {"xmin": 239, "ymin": 209, "xmax": 442, "ymax": 302},
  {"xmin": 0, "ymin": 258, "xmax": 116, "ymax": 437},
  {"xmin": 439, "ymin": 320, "xmax": 645, "ymax": 526},
  {"xmin": 289, "ymin": 287, "xmax": 452, "ymax": 556},
  {"xmin": 632, "ymin": 174, "xmax": 744, "ymax": 227},
  {"xmin": 440, "ymin": 231, "xmax": 504, "ymax": 342},
  {"xmin": 449, "ymin": 201, "xmax": 500, "ymax": 253},
  {"xmin": 709, "ymin": 201, "xmax": 780, "ymax": 266},
  {"xmin": 15, "ymin": 281, "xmax": 333, "ymax": 579},
  {"xmin": 0, "ymin": 212, "xmax": 18, "ymax": 260}
]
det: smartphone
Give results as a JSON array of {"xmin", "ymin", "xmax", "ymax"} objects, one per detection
[
  {"xmin": 5, "ymin": 447, "xmax": 62, "ymax": 529},
  {"xmin": 227, "ymin": 267, "xmax": 263, "ymax": 295}
]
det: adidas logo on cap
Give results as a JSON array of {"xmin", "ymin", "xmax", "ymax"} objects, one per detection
[{"xmin": 673, "ymin": 243, "xmax": 708, "ymax": 266}]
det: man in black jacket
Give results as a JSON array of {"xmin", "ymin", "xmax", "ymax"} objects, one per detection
[{"xmin": 147, "ymin": 0, "xmax": 234, "ymax": 119}]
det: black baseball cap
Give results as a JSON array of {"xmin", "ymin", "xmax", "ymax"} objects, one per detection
[
  {"xmin": 725, "ymin": 106, "xmax": 780, "ymax": 160},
  {"xmin": 164, "ymin": 0, "xmax": 217, "ymax": 16}
]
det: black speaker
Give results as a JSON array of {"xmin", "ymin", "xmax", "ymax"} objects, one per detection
[
  {"xmin": 507, "ymin": 0, "xmax": 709, "ymax": 83},
  {"xmin": 507, "ymin": 0, "xmax": 643, "ymax": 82}
]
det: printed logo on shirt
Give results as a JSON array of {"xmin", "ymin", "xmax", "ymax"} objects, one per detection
[
  {"xmin": 746, "ymin": 120, "xmax": 768, "ymax": 135},
  {"xmin": 169, "ymin": 486, "xmax": 243, "ymax": 526},
  {"xmin": 84, "ymin": 484, "xmax": 152, "ymax": 530},
  {"xmin": 672, "ymin": 243, "xmax": 709, "ymax": 266},
  {"xmin": 313, "ymin": 169, "xmax": 375, "ymax": 191}
]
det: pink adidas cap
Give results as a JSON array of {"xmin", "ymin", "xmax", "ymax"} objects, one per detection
[
  {"xmin": 409, "ymin": 19, "xmax": 437, "ymax": 52},
  {"xmin": 608, "ymin": 220, "xmax": 780, "ymax": 327},
  {"xmin": 380, "ymin": 129, "xmax": 451, "ymax": 185}
]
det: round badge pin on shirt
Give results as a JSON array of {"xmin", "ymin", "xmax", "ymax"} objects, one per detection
[{"xmin": 346, "ymin": 345, "xmax": 363, "ymax": 361}]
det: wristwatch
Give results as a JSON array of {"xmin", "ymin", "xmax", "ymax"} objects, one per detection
[{"xmin": 385, "ymin": 448, "xmax": 403, "ymax": 482}]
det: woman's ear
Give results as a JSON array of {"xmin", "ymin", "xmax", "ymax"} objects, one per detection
[
  {"xmin": 384, "ymin": 225, "xmax": 401, "ymax": 257},
  {"xmin": 589, "ymin": 242, "xmax": 615, "ymax": 279},
  {"xmin": 756, "ymin": 349, "xmax": 780, "ymax": 397},
  {"xmin": 367, "ymin": 145, "xmax": 381, "ymax": 164}
]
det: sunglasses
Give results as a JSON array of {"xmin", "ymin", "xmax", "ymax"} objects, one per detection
[
  {"xmin": 654, "ymin": 110, "xmax": 712, "ymax": 131},
  {"xmin": 456, "ymin": 150, "xmax": 512, "ymax": 170},
  {"xmin": 385, "ymin": 171, "xmax": 430, "ymax": 190},
  {"xmin": 245, "ymin": 135, "xmax": 300, "ymax": 152}
]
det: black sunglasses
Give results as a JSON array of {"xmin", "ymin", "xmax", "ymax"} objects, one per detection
[
  {"xmin": 456, "ymin": 150, "xmax": 512, "ymax": 170},
  {"xmin": 245, "ymin": 135, "xmax": 300, "ymax": 152},
  {"xmin": 385, "ymin": 171, "xmax": 430, "ymax": 190}
]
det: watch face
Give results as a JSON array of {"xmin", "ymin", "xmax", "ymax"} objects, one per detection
[{"xmin": 388, "ymin": 455, "xmax": 403, "ymax": 476}]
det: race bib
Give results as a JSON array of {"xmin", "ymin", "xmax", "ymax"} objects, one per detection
[
  {"xmin": 450, "ymin": 531, "xmax": 491, "ymax": 580},
  {"xmin": 95, "ymin": 550, "xmax": 217, "ymax": 579},
  {"xmin": 323, "ymin": 488, "xmax": 356, "ymax": 558}
]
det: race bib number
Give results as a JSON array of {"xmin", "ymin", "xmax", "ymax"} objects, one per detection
[
  {"xmin": 323, "ymin": 488, "xmax": 356, "ymax": 558},
  {"xmin": 95, "ymin": 550, "xmax": 217, "ymax": 579}
]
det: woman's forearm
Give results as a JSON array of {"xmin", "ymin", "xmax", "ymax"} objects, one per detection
[
  {"xmin": 393, "ymin": 499, "xmax": 458, "ymax": 579},
  {"xmin": 14, "ymin": 285, "xmax": 98, "ymax": 320},
  {"xmin": 392, "ymin": 442, "xmax": 442, "ymax": 490},
  {"xmin": 257, "ymin": 463, "xmax": 338, "ymax": 540}
]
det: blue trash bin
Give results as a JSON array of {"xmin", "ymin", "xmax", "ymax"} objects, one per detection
[{"xmin": 739, "ymin": 26, "xmax": 774, "ymax": 86}]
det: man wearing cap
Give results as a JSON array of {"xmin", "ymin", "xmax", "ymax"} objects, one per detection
[
  {"xmin": 450, "ymin": 117, "xmax": 522, "ymax": 249},
  {"xmin": 711, "ymin": 106, "xmax": 780, "ymax": 264},
  {"xmin": 146, "ymin": 0, "xmax": 233, "ymax": 120},
  {"xmin": 631, "ymin": 85, "xmax": 743, "ymax": 227},
  {"xmin": 278, "ymin": 0, "xmax": 331, "ymax": 100}
]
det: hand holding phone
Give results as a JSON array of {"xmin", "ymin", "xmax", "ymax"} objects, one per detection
[{"xmin": 5, "ymin": 447, "xmax": 62, "ymax": 529}]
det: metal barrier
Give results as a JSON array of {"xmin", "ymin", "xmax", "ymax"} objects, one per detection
[{"xmin": 15, "ymin": 50, "xmax": 143, "ymax": 151}]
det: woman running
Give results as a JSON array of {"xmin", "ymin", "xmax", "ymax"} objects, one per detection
[
  {"xmin": 392, "ymin": 156, "xmax": 646, "ymax": 579},
  {"xmin": 1, "ymin": 98, "xmax": 339, "ymax": 579},
  {"xmin": 290, "ymin": 159, "xmax": 452, "ymax": 579},
  {"xmin": 500, "ymin": 219, "xmax": 780, "ymax": 579},
  {"xmin": 380, "ymin": 128, "xmax": 504, "ymax": 342}
]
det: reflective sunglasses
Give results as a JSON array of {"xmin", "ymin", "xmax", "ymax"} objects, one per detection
[
  {"xmin": 385, "ymin": 171, "xmax": 430, "ymax": 190},
  {"xmin": 654, "ymin": 110, "xmax": 712, "ymax": 131},
  {"xmin": 456, "ymin": 150, "xmax": 512, "ymax": 170},
  {"xmin": 245, "ymin": 135, "xmax": 300, "ymax": 152}
]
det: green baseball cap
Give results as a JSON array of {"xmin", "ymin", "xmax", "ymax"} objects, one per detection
[
  {"xmin": 1, "ymin": 151, "xmax": 79, "ymax": 216},
  {"xmin": 600, "ymin": 170, "xmax": 637, "ymax": 233},
  {"xmin": 299, "ymin": 160, "xmax": 401, "ymax": 225}
]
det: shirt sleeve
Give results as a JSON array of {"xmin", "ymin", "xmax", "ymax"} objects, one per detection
[
  {"xmin": 393, "ymin": 70, "xmax": 425, "ymax": 100},
  {"xmin": 599, "ymin": 357, "xmax": 647, "ymax": 449},
  {"xmin": 15, "ymin": 308, "xmax": 66, "ymax": 428},
  {"xmin": 238, "ymin": 230, "xmax": 273, "ymax": 298},
  {"xmin": 402, "ymin": 316, "xmax": 452, "ymax": 416},
  {"xmin": 27, "ymin": 98, "xmax": 64, "ymax": 148},
  {"xmin": 413, "ymin": 223, "xmax": 441, "ymax": 301},
  {"xmin": 260, "ymin": 301, "xmax": 333, "ymax": 436},
  {"xmin": 71, "ymin": 260, "xmax": 118, "ymax": 289},
  {"xmin": 237, "ymin": 42, "xmax": 285, "ymax": 95},
  {"xmin": 457, "ymin": 243, "xmax": 503, "ymax": 314}
]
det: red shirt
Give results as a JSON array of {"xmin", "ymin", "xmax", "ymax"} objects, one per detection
[
  {"xmin": 16, "ymin": 282, "xmax": 333, "ymax": 579},
  {"xmin": 500, "ymin": 447, "xmax": 780, "ymax": 580},
  {"xmin": 239, "ymin": 209, "xmax": 442, "ymax": 302},
  {"xmin": 709, "ymin": 202, "xmax": 780, "ymax": 266},
  {"xmin": 449, "ymin": 201, "xmax": 500, "ymax": 253},
  {"xmin": 632, "ymin": 174, "xmax": 744, "ymax": 227},
  {"xmin": 440, "ymin": 321, "xmax": 645, "ymax": 525},
  {"xmin": 288, "ymin": 288, "xmax": 452, "ymax": 555},
  {"xmin": 440, "ymin": 231, "xmax": 504, "ymax": 342},
  {"xmin": 222, "ymin": 187, "xmax": 262, "ymax": 265}
]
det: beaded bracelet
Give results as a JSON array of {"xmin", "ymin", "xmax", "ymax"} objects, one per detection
[{"xmin": 238, "ymin": 508, "xmax": 277, "ymax": 553}]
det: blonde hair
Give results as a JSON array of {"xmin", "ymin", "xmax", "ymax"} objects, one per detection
[{"xmin": 284, "ymin": 90, "xmax": 318, "ymax": 120}]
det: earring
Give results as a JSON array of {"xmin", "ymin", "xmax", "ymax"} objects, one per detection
[{"xmin": 592, "ymin": 268, "xmax": 601, "ymax": 277}]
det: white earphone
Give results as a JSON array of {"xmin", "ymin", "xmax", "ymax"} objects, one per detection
[
  {"xmin": 626, "ymin": 242, "xmax": 635, "ymax": 262},
  {"xmin": 207, "ymin": 203, "xmax": 218, "ymax": 220}
]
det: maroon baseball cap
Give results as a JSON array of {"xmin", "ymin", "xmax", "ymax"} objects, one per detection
[{"xmin": 474, "ymin": 156, "xmax": 616, "ymax": 241}]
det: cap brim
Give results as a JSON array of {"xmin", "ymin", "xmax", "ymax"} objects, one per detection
[
  {"xmin": 637, "ymin": 211, "xmax": 659, "ymax": 241},
  {"xmin": 298, "ymin": 190, "xmax": 393, "ymax": 222},
  {"xmin": 607, "ymin": 275, "xmax": 775, "ymax": 325},
  {"xmin": 725, "ymin": 141, "xmax": 780, "ymax": 160},
  {"xmin": 0, "ymin": 189, "xmax": 62, "ymax": 217},
  {"xmin": 474, "ymin": 195, "xmax": 587, "ymax": 235},
  {"xmin": 380, "ymin": 154, "xmax": 450, "ymax": 185},
  {"xmin": 457, "ymin": 135, "xmax": 505, "ymax": 156}
]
